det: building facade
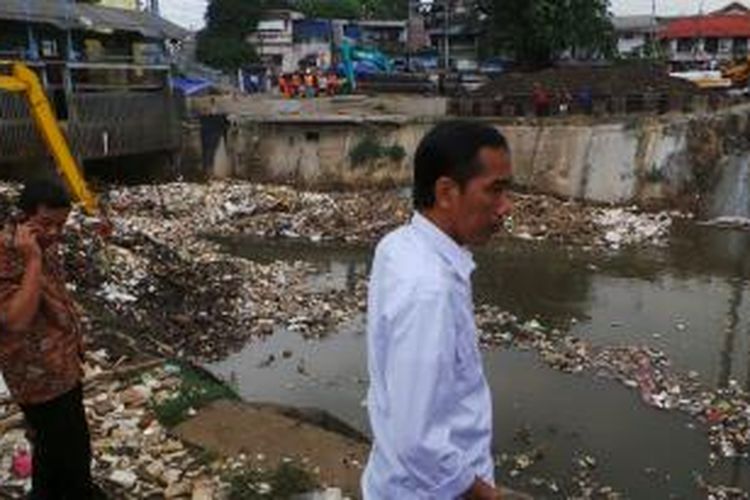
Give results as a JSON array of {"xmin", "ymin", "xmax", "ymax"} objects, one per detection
[
  {"xmin": 613, "ymin": 15, "xmax": 660, "ymax": 57},
  {"xmin": 249, "ymin": 10, "xmax": 304, "ymax": 74},
  {"xmin": 250, "ymin": 11, "xmax": 408, "ymax": 75},
  {"xmin": 95, "ymin": 0, "xmax": 139, "ymax": 10},
  {"xmin": 0, "ymin": 0, "xmax": 186, "ymax": 163},
  {"xmin": 659, "ymin": 2, "xmax": 750, "ymax": 66}
]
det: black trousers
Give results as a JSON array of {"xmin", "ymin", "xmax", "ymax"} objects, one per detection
[{"xmin": 20, "ymin": 384, "xmax": 102, "ymax": 500}]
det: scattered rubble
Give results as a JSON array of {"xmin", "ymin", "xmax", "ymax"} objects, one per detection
[
  {"xmin": 0, "ymin": 358, "xmax": 224, "ymax": 498},
  {"xmin": 496, "ymin": 429, "xmax": 621, "ymax": 499},
  {"xmin": 0, "ymin": 357, "xmax": 337, "ymax": 499},
  {"xmin": 696, "ymin": 474, "xmax": 750, "ymax": 500}
]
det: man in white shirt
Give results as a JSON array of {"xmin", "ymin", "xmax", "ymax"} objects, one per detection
[{"xmin": 363, "ymin": 121, "xmax": 513, "ymax": 499}]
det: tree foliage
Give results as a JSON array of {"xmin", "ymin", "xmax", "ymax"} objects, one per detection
[
  {"xmin": 196, "ymin": 0, "xmax": 277, "ymax": 71},
  {"xmin": 196, "ymin": 0, "xmax": 408, "ymax": 70},
  {"xmin": 294, "ymin": 0, "xmax": 407, "ymax": 20},
  {"xmin": 483, "ymin": 0, "xmax": 615, "ymax": 66},
  {"xmin": 195, "ymin": 31, "xmax": 256, "ymax": 72},
  {"xmin": 295, "ymin": 0, "xmax": 361, "ymax": 19},
  {"xmin": 361, "ymin": 0, "xmax": 408, "ymax": 19}
]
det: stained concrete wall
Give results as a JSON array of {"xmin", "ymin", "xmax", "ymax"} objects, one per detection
[
  {"xmin": 207, "ymin": 103, "xmax": 750, "ymax": 207},
  {"xmin": 501, "ymin": 118, "xmax": 691, "ymax": 204},
  {"xmin": 224, "ymin": 118, "xmax": 432, "ymax": 188}
]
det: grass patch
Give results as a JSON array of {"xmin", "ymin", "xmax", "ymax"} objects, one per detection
[
  {"xmin": 227, "ymin": 462, "xmax": 319, "ymax": 499},
  {"xmin": 350, "ymin": 136, "xmax": 407, "ymax": 168},
  {"xmin": 152, "ymin": 362, "xmax": 239, "ymax": 428}
]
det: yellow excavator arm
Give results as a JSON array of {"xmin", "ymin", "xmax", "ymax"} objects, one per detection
[
  {"xmin": 0, "ymin": 62, "xmax": 98, "ymax": 216},
  {"xmin": 722, "ymin": 56, "xmax": 750, "ymax": 87}
]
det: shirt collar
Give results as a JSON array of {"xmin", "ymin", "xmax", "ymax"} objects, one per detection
[{"xmin": 411, "ymin": 212, "xmax": 476, "ymax": 283}]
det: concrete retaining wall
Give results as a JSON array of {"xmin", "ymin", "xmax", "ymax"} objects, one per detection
[{"xmin": 201, "ymin": 103, "xmax": 750, "ymax": 207}]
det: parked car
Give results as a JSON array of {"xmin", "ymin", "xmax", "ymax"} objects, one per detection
[
  {"xmin": 479, "ymin": 57, "xmax": 510, "ymax": 75},
  {"xmin": 458, "ymin": 72, "xmax": 488, "ymax": 93},
  {"xmin": 442, "ymin": 72, "xmax": 489, "ymax": 95}
]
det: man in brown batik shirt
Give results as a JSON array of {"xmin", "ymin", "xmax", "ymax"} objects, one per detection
[{"xmin": 0, "ymin": 180, "xmax": 102, "ymax": 499}]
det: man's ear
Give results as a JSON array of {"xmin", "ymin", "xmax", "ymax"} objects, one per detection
[{"xmin": 434, "ymin": 177, "xmax": 457, "ymax": 210}]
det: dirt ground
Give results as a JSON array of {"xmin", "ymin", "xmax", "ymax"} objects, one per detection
[
  {"xmin": 174, "ymin": 400, "xmax": 369, "ymax": 496},
  {"xmin": 474, "ymin": 62, "xmax": 702, "ymax": 98},
  {"xmin": 175, "ymin": 400, "xmax": 533, "ymax": 500}
]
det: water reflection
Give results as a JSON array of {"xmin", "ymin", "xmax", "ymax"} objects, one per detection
[{"xmin": 719, "ymin": 278, "xmax": 743, "ymax": 390}]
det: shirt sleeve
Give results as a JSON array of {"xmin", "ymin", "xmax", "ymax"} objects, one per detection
[
  {"xmin": 384, "ymin": 288, "xmax": 476, "ymax": 498},
  {"xmin": 0, "ymin": 247, "xmax": 22, "ymax": 330}
]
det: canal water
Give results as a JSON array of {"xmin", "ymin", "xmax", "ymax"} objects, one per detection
[{"xmin": 208, "ymin": 223, "xmax": 750, "ymax": 498}]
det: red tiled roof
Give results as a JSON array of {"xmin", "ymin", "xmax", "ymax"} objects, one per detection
[{"xmin": 660, "ymin": 14, "xmax": 750, "ymax": 39}]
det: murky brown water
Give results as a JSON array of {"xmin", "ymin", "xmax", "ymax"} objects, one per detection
[{"xmin": 209, "ymin": 223, "xmax": 750, "ymax": 498}]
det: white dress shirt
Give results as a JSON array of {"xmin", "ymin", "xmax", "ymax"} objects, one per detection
[{"xmin": 363, "ymin": 212, "xmax": 494, "ymax": 499}]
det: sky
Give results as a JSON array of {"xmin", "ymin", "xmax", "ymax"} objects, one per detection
[{"xmin": 157, "ymin": 0, "xmax": 750, "ymax": 31}]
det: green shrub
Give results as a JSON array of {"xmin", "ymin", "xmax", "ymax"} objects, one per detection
[
  {"xmin": 152, "ymin": 363, "xmax": 239, "ymax": 428},
  {"xmin": 350, "ymin": 136, "xmax": 407, "ymax": 167},
  {"xmin": 227, "ymin": 462, "xmax": 318, "ymax": 499}
]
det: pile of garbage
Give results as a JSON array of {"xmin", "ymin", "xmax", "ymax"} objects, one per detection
[
  {"xmin": 0, "ymin": 180, "xmax": 679, "ymax": 363},
  {"xmin": 0, "ymin": 354, "xmax": 223, "ymax": 498},
  {"xmin": 105, "ymin": 182, "xmax": 410, "ymax": 245},
  {"xmin": 696, "ymin": 475, "xmax": 750, "ymax": 500},
  {"xmin": 0, "ymin": 182, "xmax": 372, "ymax": 362},
  {"xmin": 476, "ymin": 305, "xmax": 750, "ymax": 465},
  {"xmin": 510, "ymin": 194, "xmax": 676, "ymax": 249},
  {"xmin": 0, "ymin": 352, "xmax": 347, "ymax": 499},
  {"xmin": 104, "ymin": 182, "xmax": 676, "ymax": 249},
  {"xmin": 593, "ymin": 207, "xmax": 676, "ymax": 250}
]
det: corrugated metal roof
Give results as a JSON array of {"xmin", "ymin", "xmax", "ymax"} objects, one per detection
[
  {"xmin": 613, "ymin": 15, "xmax": 659, "ymax": 32},
  {"xmin": 0, "ymin": 0, "xmax": 187, "ymax": 39},
  {"xmin": 357, "ymin": 20, "xmax": 407, "ymax": 28},
  {"xmin": 0, "ymin": 0, "xmax": 77, "ymax": 29},
  {"xmin": 76, "ymin": 3, "xmax": 187, "ymax": 39},
  {"xmin": 660, "ymin": 14, "xmax": 750, "ymax": 39}
]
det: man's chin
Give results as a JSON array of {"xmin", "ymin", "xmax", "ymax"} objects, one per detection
[{"xmin": 468, "ymin": 232, "xmax": 494, "ymax": 247}]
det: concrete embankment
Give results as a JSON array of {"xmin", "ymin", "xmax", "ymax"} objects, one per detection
[{"xmin": 190, "ymin": 98, "xmax": 750, "ymax": 215}]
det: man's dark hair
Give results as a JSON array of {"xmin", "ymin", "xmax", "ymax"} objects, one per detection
[
  {"xmin": 413, "ymin": 121, "xmax": 509, "ymax": 210},
  {"xmin": 18, "ymin": 179, "xmax": 71, "ymax": 215}
]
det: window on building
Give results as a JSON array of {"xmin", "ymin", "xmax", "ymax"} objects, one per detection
[
  {"xmin": 719, "ymin": 38, "xmax": 733, "ymax": 53},
  {"xmin": 704, "ymin": 37, "xmax": 719, "ymax": 54},
  {"xmin": 676, "ymin": 38, "xmax": 695, "ymax": 53},
  {"xmin": 734, "ymin": 37, "xmax": 749, "ymax": 55},
  {"xmin": 41, "ymin": 39, "xmax": 59, "ymax": 58},
  {"xmin": 0, "ymin": 22, "xmax": 27, "ymax": 57}
]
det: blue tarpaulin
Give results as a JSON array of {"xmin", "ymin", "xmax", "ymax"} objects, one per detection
[
  {"xmin": 293, "ymin": 19, "xmax": 332, "ymax": 42},
  {"xmin": 172, "ymin": 77, "xmax": 213, "ymax": 96},
  {"xmin": 343, "ymin": 24, "xmax": 362, "ymax": 40}
]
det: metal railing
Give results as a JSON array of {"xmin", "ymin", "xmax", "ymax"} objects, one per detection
[
  {"xmin": 0, "ymin": 61, "xmax": 179, "ymax": 162},
  {"xmin": 448, "ymin": 91, "xmax": 729, "ymax": 118}
]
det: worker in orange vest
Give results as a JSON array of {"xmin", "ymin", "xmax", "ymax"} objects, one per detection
[
  {"xmin": 304, "ymin": 71, "xmax": 316, "ymax": 98},
  {"xmin": 278, "ymin": 74, "xmax": 291, "ymax": 98},
  {"xmin": 327, "ymin": 72, "xmax": 339, "ymax": 96},
  {"xmin": 291, "ymin": 73, "xmax": 302, "ymax": 98}
]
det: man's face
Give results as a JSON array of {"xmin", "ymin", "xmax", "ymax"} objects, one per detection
[
  {"xmin": 29, "ymin": 206, "xmax": 70, "ymax": 248},
  {"xmin": 450, "ymin": 146, "xmax": 513, "ymax": 246}
]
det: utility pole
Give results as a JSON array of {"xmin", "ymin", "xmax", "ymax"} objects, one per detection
[
  {"xmin": 649, "ymin": 0, "xmax": 657, "ymax": 58},
  {"xmin": 444, "ymin": 0, "xmax": 450, "ymax": 71}
]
